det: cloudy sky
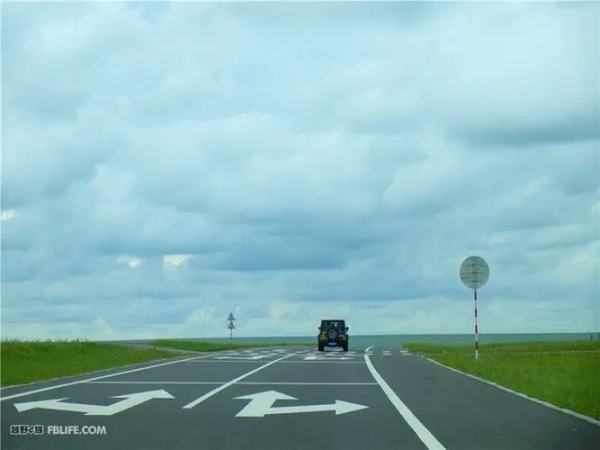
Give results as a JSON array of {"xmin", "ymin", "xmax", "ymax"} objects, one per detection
[{"xmin": 1, "ymin": 1, "xmax": 598, "ymax": 340}]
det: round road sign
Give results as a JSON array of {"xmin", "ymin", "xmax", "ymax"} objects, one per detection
[{"xmin": 460, "ymin": 256, "xmax": 489, "ymax": 289}]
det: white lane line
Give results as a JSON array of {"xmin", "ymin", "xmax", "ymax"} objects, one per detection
[
  {"xmin": 88, "ymin": 381, "xmax": 378, "ymax": 386},
  {"xmin": 423, "ymin": 356, "xmax": 600, "ymax": 427},
  {"xmin": 304, "ymin": 355, "xmax": 354, "ymax": 361},
  {"xmin": 214, "ymin": 355, "xmax": 270, "ymax": 360},
  {"xmin": 364, "ymin": 350, "xmax": 446, "ymax": 450},
  {"xmin": 0, "ymin": 356, "xmax": 205, "ymax": 402},
  {"xmin": 280, "ymin": 361, "xmax": 365, "ymax": 364},
  {"xmin": 182, "ymin": 353, "xmax": 292, "ymax": 409},
  {"xmin": 89, "ymin": 381, "xmax": 224, "ymax": 385},
  {"xmin": 187, "ymin": 360, "xmax": 269, "ymax": 364},
  {"xmin": 236, "ymin": 381, "xmax": 376, "ymax": 386},
  {"xmin": 383, "ymin": 351, "xmax": 392, "ymax": 356}
]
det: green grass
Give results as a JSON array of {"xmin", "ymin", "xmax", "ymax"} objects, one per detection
[
  {"xmin": 404, "ymin": 341, "xmax": 600, "ymax": 420},
  {"xmin": 151, "ymin": 339, "xmax": 312, "ymax": 352},
  {"xmin": 1, "ymin": 340, "xmax": 177, "ymax": 387}
]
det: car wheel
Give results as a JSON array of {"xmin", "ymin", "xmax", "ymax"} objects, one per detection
[
  {"xmin": 318, "ymin": 344, "xmax": 324, "ymax": 351},
  {"xmin": 343, "ymin": 344, "xmax": 348, "ymax": 352}
]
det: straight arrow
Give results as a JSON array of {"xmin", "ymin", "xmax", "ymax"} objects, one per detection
[
  {"xmin": 14, "ymin": 389, "xmax": 174, "ymax": 416},
  {"xmin": 264, "ymin": 400, "xmax": 367, "ymax": 416}
]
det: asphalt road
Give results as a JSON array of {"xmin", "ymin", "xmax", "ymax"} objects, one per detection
[{"xmin": 1, "ymin": 346, "xmax": 599, "ymax": 450}]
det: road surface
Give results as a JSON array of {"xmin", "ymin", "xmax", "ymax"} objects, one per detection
[{"xmin": 1, "ymin": 346, "xmax": 599, "ymax": 449}]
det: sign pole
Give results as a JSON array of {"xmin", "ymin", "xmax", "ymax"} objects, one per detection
[
  {"xmin": 227, "ymin": 312, "xmax": 236, "ymax": 341},
  {"xmin": 474, "ymin": 288, "xmax": 479, "ymax": 360},
  {"xmin": 460, "ymin": 255, "xmax": 489, "ymax": 361}
]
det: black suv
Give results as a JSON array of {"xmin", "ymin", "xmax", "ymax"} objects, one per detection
[{"xmin": 317, "ymin": 319, "xmax": 349, "ymax": 352}]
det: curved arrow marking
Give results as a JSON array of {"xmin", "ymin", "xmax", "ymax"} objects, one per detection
[
  {"xmin": 14, "ymin": 389, "xmax": 174, "ymax": 416},
  {"xmin": 235, "ymin": 390, "xmax": 368, "ymax": 417}
]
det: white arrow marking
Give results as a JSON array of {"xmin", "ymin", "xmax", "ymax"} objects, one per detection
[
  {"xmin": 234, "ymin": 390, "xmax": 368, "ymax": 417},
  {"xmin": 235, "ymin": 390, "xmax": 296, "ymax": 416},
  {"xmin": 14, "ymin": 389, "xmax": 174, "ymax": 416}
]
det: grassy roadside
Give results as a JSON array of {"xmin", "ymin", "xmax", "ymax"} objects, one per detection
[
  {"xmin": 151, "ymin": 339, "xmax": 312, "ymax": 352},
  {"xmin": 403, "ymin": 341, "xmax": 600, "ymax": 420},
  {"xmin": 1, "ymin": 340, "xmax": 177, "ymax": 387}
]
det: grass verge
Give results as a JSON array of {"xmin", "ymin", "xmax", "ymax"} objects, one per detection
[
  {"xmin": 403, "ymin": 341, "xmax": 600, "ymax": 420},
  {"xmin": 1, "ymin": 340, "xmax": 177, "ymax": 387},
  {"xmin": 151, "ymin": 339, "xmax": 311, "ymax": 352}
]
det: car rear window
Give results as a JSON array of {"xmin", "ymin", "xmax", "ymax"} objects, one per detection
[{"xmin": 321, "ymin": 321, "xmax": 345, "ymax": 331}]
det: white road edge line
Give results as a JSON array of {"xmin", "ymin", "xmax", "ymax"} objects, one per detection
[
  {"xmin": 422, "ymin": 355, "xmax": 600, "ymax": 427},
  {"xmin": 182, "ymin": 353, "xmax": 292, "ymax": 409},
  {"xmin": 364, "ymin": 347, "xmax": 446, "ymax": 450},
  {"xmin": 0, "ymin": 356, "xmax": 205, "ymax": 402}
]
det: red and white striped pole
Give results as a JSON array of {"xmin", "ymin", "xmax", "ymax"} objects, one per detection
[
  {"xmin": 474, "ymin": 288, "xmax": 479, "ymax": 360},
  {"xmin": 461, "ymin": 256, "xmax": 488, "ymax": 360}
]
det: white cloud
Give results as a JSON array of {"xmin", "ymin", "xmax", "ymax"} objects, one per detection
[
  {"xmin": 116, "ymin": 255, "xmax": 143, "ymax": 269},
  {"xmin": 163, "ymin": 254, "xmax": 192, "ymax": 269},
  {"xmin": 268, "ymin": 300, "xmax": 301, "ymax": 322},
  {"xmin": 0, "ymin": 210, "xmax": 18, "ymax": 223},
  {"xmin": 1, "ymin": 2, "xmax": 597, "ymax": 339}
]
